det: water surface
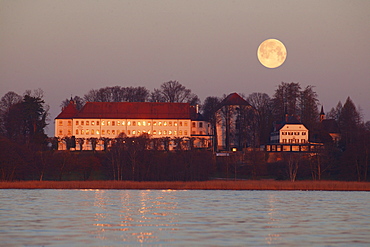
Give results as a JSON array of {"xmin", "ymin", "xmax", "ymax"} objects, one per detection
[{"xmin": 0, "ymin": 189, "xmax": 369, "ymax": 246}]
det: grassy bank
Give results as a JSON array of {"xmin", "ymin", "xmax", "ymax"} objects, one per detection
[{"xmin": 0, "ymin": 180, "xmax": 369, "ymax": 191}]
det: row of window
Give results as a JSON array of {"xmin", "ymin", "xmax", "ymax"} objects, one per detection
[
  {"xmin": 63, "ymin": 120, "xmax": 189, "ymax": 127},
  {"xmin": 282, "ymin": 131, "xmax": 306, "ymax": 136},
  {"xmin": 74, "ymin": 129, "xmax": 189, "ymax": 136},
  {"xmin": 282, "ymin": 139, "xmax": 307, "ymax": 143}
]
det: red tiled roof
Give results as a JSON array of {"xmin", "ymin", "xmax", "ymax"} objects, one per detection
[
  {"xmin": 55, "ymin": 101, "xmax": 79, "ymax": 119},
  {"xmin": 71, "ymin": 102, "xmax": 191, "ymax": 119},
  {"xmin": 220, "ymin": 93, "xmax": 250, "ymax": 106}
]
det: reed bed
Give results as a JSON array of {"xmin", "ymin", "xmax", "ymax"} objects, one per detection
[{"xmin": 0, "ymin": 180, "xmax": 369, "ymax": 191}]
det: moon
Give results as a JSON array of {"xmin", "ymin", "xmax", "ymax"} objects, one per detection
[{"xmin": 257, "ymin": 39, "xmax": 287, "ymax": 68}]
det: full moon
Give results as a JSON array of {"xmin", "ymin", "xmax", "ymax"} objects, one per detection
[{"xmin": 257, "ymin": 39, "xmax": 287, "ymax": 68}]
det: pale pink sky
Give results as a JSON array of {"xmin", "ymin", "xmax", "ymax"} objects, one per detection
[{"xmin": 1, "ymin": 0, "xmax": 369, "ymax": 136}]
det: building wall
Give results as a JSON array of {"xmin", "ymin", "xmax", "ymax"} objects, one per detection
[{"xmin": 271, "ymin": 124, "xmax": 309, "ymax": 144}]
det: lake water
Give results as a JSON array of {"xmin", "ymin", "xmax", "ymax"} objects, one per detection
[{"xmin": 0, "ymin": 189, "xmax": 369, "ymax": 246}]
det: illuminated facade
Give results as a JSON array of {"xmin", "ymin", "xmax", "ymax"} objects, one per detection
[
  {"xmin": 55, "ymin": 101, "xmax": 211, "ymax": 150},
  {"xmin": 270, "ymin": 116, "xmax": 309, "ymax": 144}
]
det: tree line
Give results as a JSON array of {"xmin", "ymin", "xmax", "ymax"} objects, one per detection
[{"xmin": 0, "ymin": 81, "xmax": 369, "ymax": 181}]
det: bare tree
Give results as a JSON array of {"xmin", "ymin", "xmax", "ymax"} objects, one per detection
[{"xmin": 153, "ymin": 81, "xmax": 200, "ymax": 105}]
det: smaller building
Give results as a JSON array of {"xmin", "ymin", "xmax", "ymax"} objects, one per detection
[{"xmin": 270, "ymin": 115, "xmax": 309, "ymax": 144}]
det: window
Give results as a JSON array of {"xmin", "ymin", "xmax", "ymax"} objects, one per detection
[
  {"xmin": 128, "ymin": 130, "xmax": 131, "ymax": 135},
  {"xmin": 96, "ymin": 121, "xmax": 100, "ymax": 125},
  {"xmin": 76, "ymin": 121, "xmax": 79, "ymax": 125},
  {"xmin": 158, "ymin": 130, "xmax": 162, "ymax": 135},
  {"xmin": 59, "ymin": 121, "xmax": 63, "ymax": 126},
  {"xmin": 102, "ymin": 130, "xmax": 105, "ymax": 135},
  {"xmin": 179, "ymin": 122, "xmax": 182, "ymax": 127},
  {"xmin": 302, "ymin": 132, "xmax": 306, "ymax": 135},
  {"xmin": 153, "ymin": 130, "xmax": 156, "ymax": 135},
  {"xmin": 117, "ymin": 121, "xmax": 121, "ymax": 126},
  {"xmin": 174, "ymin": 122, "xmax": 178, "ymax": 126},
  {"xmin": 68, "ymin": 121, "xmax": 72, "ymax": 126},
  {"xmin": 295, "ymin": 132, "xmax": 299, "ymax": 135},
  {"xmin": 81, "ymin": 130, "xmax": 85, "ymax": 135},
  {"xmin": 59, "ymin": 130, "xmax": 63, "ymax": 135},
  {"xmin": 107, "ymin": 130, "xmax": 110, "ymax": 135},
  {"xmin": 101, "ymin": 121, "xmax": 105, "ymax": 126},
  {"xmin": 96, "ymin": 130, "xmax": 100, "ymax": 135},
  {"xmin": 86, "ymin": 129, "xmax": 90, "ymax": 135},
  {"xmin": 86, "ymin": 121, "xmax": 89, "ymax": 126},
  {"xmin": 184, "ymin": 130, "xmax": 188, "ymax": 135},
  {"xmin": 148, "ymin": 121, "xmax": 151, "ymax": 126},
  {"xmin": 199, "ymin": 122, "xmax": 203, "ymax": 128},
  {"xmin": 76, "ymin": 130, "xmax": 79, "ymax": 135},
  {"xmin": 122, "ymin": 121, "xmax": 125, "ymax": 125},
  {"xmin": 107, "ymin": 121, "xmax": 111, "ymax": 126},
  {"xmin": 112, "ymin": 121, "xmax": 115, "ymax": 126},
  {"xmin": 91, "ymin": 130, "xmax": 94, "ymax": 135},
  {"xmin": 92, "ymin": 121, "xmax": 95, "ymax": 125},
  {"xmin": 142, "ymin": 121, "xmax": 146, "ymax": 126},
  {"xmin": 179, "ymin": 130, "xmax": 182, "ymax": 135},
  {"xmin": 169, "ymin": 130, "xmax": 172, "ymax": 135},
  {"xmin": 137, "ymin": 130, "xmax": 141, "ymax": 135},
  {"xmin": 138, "ymin": 121, "xmax": 141, "ymax": 126},
  {"xmin": 169, "ymin": 121, "xmax": 172, "ymax": 126},
  {"xmin": 174, "ymin": 131, "xmax": 177, "ymax": 135},
  {"xmin": 164, "ymin": 121, "xmax": 167, "ymax": 126},
  {"xmin": 163, "ymin": 130, "xmax": 167, "ymax": 135},
  {"xmin": 158, "ymin": 121, "xmax": 162, "ymax": 126},
  {"xmin": 192, "ymin": 122, "xmax": 196, "ymax": 128},
  {"xmin": 184, "ymin": 122, "xmax": 188, "ymax": 127},
  {"xmin": 133, "ymin": 121, "xmax": 136, "ymax": 126},
  {"xmin": 112, "ymin": 130, "xmax": 115, "ymax": 135},
  {"xmin": 81, "ymin": 121, "xmax": 84, "ymax": 125},
  {"xmin": 127, "ymin": 121, "xmax": 131, "ymax": 126},
  {"xmin": 153, "ymin": 121, "xmax": 156, "ymax": 126}
]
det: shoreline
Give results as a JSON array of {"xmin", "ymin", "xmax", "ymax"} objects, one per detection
[{"xmin": 0, "ymin": 180, "xmax": 369, "ymax": 191}]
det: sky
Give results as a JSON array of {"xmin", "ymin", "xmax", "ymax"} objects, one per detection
[{"xmin": 1, "ymin": 0, "xmax": 369, "ymax": 136}]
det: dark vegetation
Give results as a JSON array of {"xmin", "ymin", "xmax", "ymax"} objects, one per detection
[{"xmin": 0, "ymin": 82, "xmax": 369, "ymax": 182}]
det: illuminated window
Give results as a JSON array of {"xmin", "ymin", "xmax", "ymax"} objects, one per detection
[
  {"xmin": 148, "ymin": 130, "xmax": 151, "ymax": 134},
  {"xmin": 153, "ymin": 130, "xmax": 156, "ymax": 135},
  {"xmin": 81, "ymin": 130, "xmax": 85, "ymax": 135},
  {"xmin": 68, "ymin": 121, "xmax": 72, "ymax": 126},
  {"xmin": 128, "ymin": 130, "xmax": 131, "ymax": 135},
  {"xmin": 158, "ymin": 121, "xmax": 162, "ymax": 126},
  {"xmin": 174, "ymin": 122, "xmax": 178, "ymax": 126},
  {"xmin": 96, "ymin": 130, "xmax": 100, "ymax": 135},
  {"xmin": 76, "ymin": 121, "xmax": 79, "ymax": 125},
  {"xmin": 112, "ymin": 121, "xmax": 115, "ymax": 126},
  {"xmin": 112, "ymin": 130, "xmax": 115, "ymax": 135},
  {"xmin": 96, "ymin": 121, "xmax": 99, "ymax": 125},
  {"xmin": 153, "ymin": 121, "xmax": 156, "ymax": 126},
  {"xmin": 184, "ymin": 122, "xmax": 188, "ymax": 127},
  {"xmin": 174, "ymin": 131, "xmax": 177, "ymax": 135},
  {"xmin": 164, "ymin": 121, "xmax": 167, "ymax": 126},
  {"xmin": 138, "ymin": 121, "xmax": 141, "ymax": 126},
  {"xmin": 148, "ymin": 121, "xmax": 151, "ymax": 126},
  {"xmin": 295, "ymin": 132, "xmax": 299, "ymax": 135},
  {"xmin": 76, "ymin": 130, "xmax": 79, "ymax": 135},
  {"xmin": 301, "ymin": 139, "xmax": 306, "ymax": 143},
  {"xmin": 107, "ymin": 130, "xmax": 110, "ymax": 135},
  {"xmin": 169, "ymin": 130, "xmax": 172, "ymax": 135},
  {"xmin": 86, "ymin": 121, "xmax": 89, "ymax": 126},
  {"xmin": 163, "ymin": 130, "xmax": 167, "ymax": 135},
  {"xmin": 117, "ymin": 121, "xmax": 121, "ymax": 126},
  {"xmin": 127, "ymin": 121, "xmax": 131, "ymax": 126},
  {"xmin": 122, "ymin": 121, "xmax": 125, "ymax": 125},
  {"xmin": 184, "ymin": 130, "xmax": 188, "ymax": 135},
  {"xmin": 86, "ymin": 129, "xmax": 90, "ymax": 135},
  {"xmin": 133, "ymin": 121, "xmax": 136, "ymax": 126},
  {"xmin": 91, "ymin": 129, "xmax": 94, "ymax": 135},
  {"xmin": 101, "ymin": 121, "xmax": 105, "ymax": 126},
  {"xmin": 179, "ymin": 122, "xmax": 183, "ymax": 127},
  {"xmin": 158, "ymin": 130, "xmax": 162, "ymax": 135},
  {"xmin": 169, "ymin": 121, "xmax": 172, "ymax": 126},
  {"xmin": 92, "ymin": 121, "xmax": 95, "ymax": 125},
  {"xmin": 137, "ymin": 130, "xmax": 141, "ymax": 135},
  {"xmin": 142, "ymin": 121, "xmax": 146, "ymax": 126},
  {"xmin": 107, "ymin": 121, "xmax": 111, "ymax": 126},
  {"xmin": 179, "ymin": 130, "xmax": 182, "ymax": 135},
  {"xmin": 59, "ymin": 121, "xmax": 63, "ymax": 126},
  {"xmin": 102, "ymin": 130, "xmax": 105, "ymax": 135}
]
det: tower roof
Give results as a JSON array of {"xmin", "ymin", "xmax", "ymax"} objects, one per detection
[{"xmin": 219, "ymin": 93, "xmax": 250, "ymax": 106}]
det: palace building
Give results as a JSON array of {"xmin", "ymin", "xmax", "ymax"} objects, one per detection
[{"xmin": 55, "ymin": 100, "xmax": 211, "ymax": 150}]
